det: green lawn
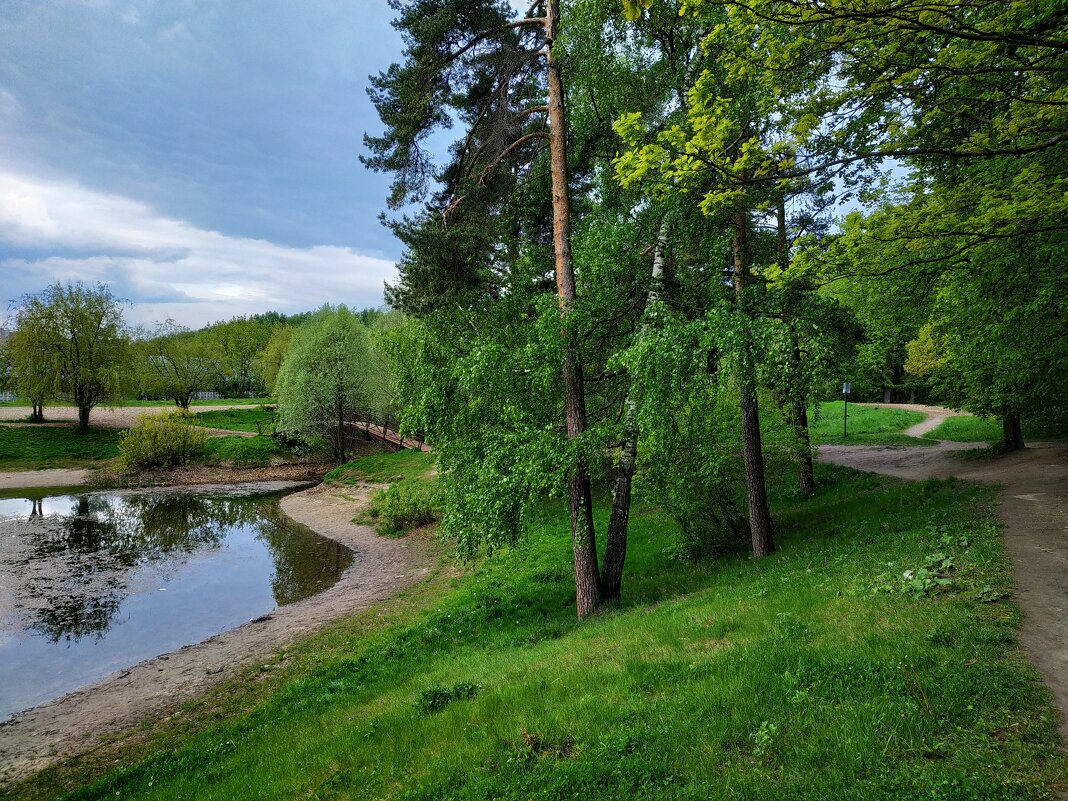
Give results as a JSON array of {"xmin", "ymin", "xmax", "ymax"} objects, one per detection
[
  {"xmin": 927, "ymin": 415, "xmax": 1068, "ymax": 443},
  {"xmin": 202, "ymin": 435, "xmax": 288, "ymax": 466},
  {"xmin": 192, "ymin": 407, "xmax": 277, "ymax": 433},
  {"xmin": 21, "ymin": 453, "xmax": 1064, "ymax": 800},
  {"xmin": 0, "ymin": 425, "xmax": 123, "ymax": 470},
  {"xmin": 810, "ymin": 401, "xmax": 931, "ymax": 446}
]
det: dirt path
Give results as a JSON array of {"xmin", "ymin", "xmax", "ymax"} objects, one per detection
[
  {"xmin": 0, "ymin": 469, "xmax": 91, "ymax": 490},
  {"xmin": 0, "ymin": 482, "xmax": 438, "ymax": 785},
  {"xmin": 0, "ymin": 404, "xmax": 262, "ymax": 429},
  {"xmin": 819, "ymin": 417, "xmax": 1068, "ymax": 739}
]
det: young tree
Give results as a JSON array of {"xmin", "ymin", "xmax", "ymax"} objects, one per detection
[
  {"xmin": 274, "ymin": 307, "xmax": 375, "ymax": 463},
  {"xmin": 3, "ymin": 327, "xmax": 58, "ymax": 422},
  {"xmin": 14, "ymin": 282, "xmax": 129, "ymax": 429},
  {"xmin": 139, "ymin": 321, "xmax": 219, "ymax": 410}
]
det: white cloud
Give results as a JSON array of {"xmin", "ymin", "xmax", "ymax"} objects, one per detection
[{"xmin": 0, "ymin": 171, "xmax": 398, "ymax": 327}]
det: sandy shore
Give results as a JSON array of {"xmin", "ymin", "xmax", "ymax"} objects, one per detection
[{"xmin": 0, "ymin": 481, "xmax": 437, "ymax": 785}]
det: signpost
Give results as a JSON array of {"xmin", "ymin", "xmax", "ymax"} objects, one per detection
[{"xmin": 842, "ymin": 382, "xmax": 851, "ymax": 437}]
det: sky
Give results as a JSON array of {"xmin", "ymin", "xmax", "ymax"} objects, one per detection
[{"xmin": 0, "ymin": 0, "xmax": 417, "ymax": 328}]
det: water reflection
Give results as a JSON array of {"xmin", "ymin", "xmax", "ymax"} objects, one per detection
[{"xmin": 0, "ymin": 486, "xmax": 353, "ymax": 719}]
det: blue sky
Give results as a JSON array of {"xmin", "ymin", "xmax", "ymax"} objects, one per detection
[{"xmin": 0, "ymin": 0, "xmax": 416, "ymax": 327}]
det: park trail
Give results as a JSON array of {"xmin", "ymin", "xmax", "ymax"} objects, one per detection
[{"xmin": 820, "ymin": 404, "xmax": 1068, "ymax": 741}]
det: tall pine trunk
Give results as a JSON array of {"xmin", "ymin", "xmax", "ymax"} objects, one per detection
[
  {"xmin": 732, "ymin": 209, "xmax": 774, "ymax": 557},
  {"xmin": 546, "ymin": 0, "xmax": 600, "ymax": 617},
  {"xmin": 601, "ymin": 222, "xmax": 669, "ymax": 601}
]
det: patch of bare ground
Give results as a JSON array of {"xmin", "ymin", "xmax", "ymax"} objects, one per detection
[
  {"xmin": 0, "ymin": 482, "xmax": 439, "ymax": 786},
  {"xmin": 0, "ymin": 404, "xmax": 262, "ymax": 429},
  {"xmin": 820, "ymin": 416, "xmax": 1068, "ymax": 742}
]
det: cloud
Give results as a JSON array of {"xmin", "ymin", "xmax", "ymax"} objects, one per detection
[{"xmin": 0, "ymin": 171, "xmax": 398, "ymax": 327}]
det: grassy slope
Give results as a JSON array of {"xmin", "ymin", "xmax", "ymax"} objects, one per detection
[
  {"xmin": 0, "ymin": 426, "xmax": 123, "ymax": 470},
  {"xmin": 22, "ymin": 454, "xmax": 1063, "ymax": 801},
  {"xmin": 191, "ymin": 407, "xmax": 276, "ymax": 433},
  {"xmin": 811, "ymin": 401, "xmax": 931, "ymax": 446}
]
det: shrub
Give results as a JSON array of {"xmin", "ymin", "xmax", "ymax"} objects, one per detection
[
  {"xmin": 365, "ymin": 481, "xmax": 441, "ymax": 537},
  {"xmin": 118, "ymin": 411, "xmax": 208, "ymax": 472}
]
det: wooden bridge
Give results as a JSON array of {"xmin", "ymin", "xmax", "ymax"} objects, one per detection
[{"xmin": 345, "ymin": 408, "xmax": 431, "ymax": 452}]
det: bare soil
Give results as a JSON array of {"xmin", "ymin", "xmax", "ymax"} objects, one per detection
[
  {"xmin": 820, "ymin": 404, "xmax": 1068, "ymax": 740},
  {"xmin": 0, "ymin": 404, "xmax": 263, "ymax": 429},
  {"xmin": 0, "ymin": 482, "xmax": 438, "ymax": 785}
]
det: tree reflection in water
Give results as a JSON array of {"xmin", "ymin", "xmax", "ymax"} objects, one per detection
[{"xmin": 3, "ymin": 490, "xmax": 351, "ymax": 643}]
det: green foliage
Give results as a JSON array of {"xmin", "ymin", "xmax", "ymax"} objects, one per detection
[
  {"xmin": 275, "ymin": 306, "xmax": 385, "ymax": 463},
  {"xmin": 327, "ymin": 450, "xmax": 440, "ymax": 537},
  {"xmin": 12, "ymin": 282, "xmax": 129, "ymax": 427},
  {"xmin": 137, "ymin": 321, "xmax": 219, "ymax": 409},
  {"xmin": 0, "ymin": 425, "xmax": 122, "ymax": 470},
  {"xmin": 117, "ymin": 411, "xmax": 208, "ymax": 472},
  {"xmin": 40, "ymin": 467, "xmax": 1066, "ymax": 800},
  {"xmin": 365, "ymin": 481, "xmax": 442, "ymax": 537},
  {"xmin": 414, "ymin": 682, "xmax": 480, "ymax": 715}
]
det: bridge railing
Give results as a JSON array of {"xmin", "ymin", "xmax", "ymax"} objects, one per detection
[{"xmin": 347, "ymin": 407, "xmax": 427, "ymax": 450}]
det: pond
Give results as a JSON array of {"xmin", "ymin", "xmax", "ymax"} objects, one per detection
[{"xmin": 0, "ymin": 483, "xmax": 353, "ymax": 721}]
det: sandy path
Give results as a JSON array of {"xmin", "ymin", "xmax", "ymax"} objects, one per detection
[
  {"xmin": 0, "ymin": 482, "xmax": 437, "ymax": 785},
  {"xmin": 0, "ymin": 469, "xmax": 91, "ymax": 490},
  {"xmin": 0, "ymin": 404, "xmax": 262, "ymax": 429},
  {"xmin": 820, "ymin": 430, "xmax": 1068, "ymax": 739}
]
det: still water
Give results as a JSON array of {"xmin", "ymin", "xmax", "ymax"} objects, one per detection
[{"xmin": 0, "ymin": 484, "xmax": 353, "ymax": 720}]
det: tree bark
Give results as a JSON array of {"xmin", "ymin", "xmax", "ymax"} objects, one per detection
[
  {"xmin": 77, "ymin": 405, "xmax": 90, "ymax": 430},
  {"xmin": 31, "ymin": 403, "xmax": 43, "ymax": 423},
  {"xmin": 793, "ymin": 395, "xmax": 815, "ymax": 496},
  {"xmin": 546, "ymin": 0, "xmax": 600, "ymax": 617},
  {"xmin": 601, "ymin": 221, "xmax": 669, "ymax": 601},
  {"xmin": 732, "ymin": 209, "xmax": 775, "ymax": 557},
  {"xmin": 1002, "ymin": 414, "xmax": 1025, "ymax": 451}
]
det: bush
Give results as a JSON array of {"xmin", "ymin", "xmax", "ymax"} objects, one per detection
[
  {"xmin": 365, "ymin": 481, "xmax": 441, "ymax": 537},
  {"xmin": 118, "ymin": 411, "xmax": 208, "ymax": 472}
]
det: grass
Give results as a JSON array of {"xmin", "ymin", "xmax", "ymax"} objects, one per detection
[
  {"xmin": 202, "ymin": 435, "xmax": 288, "ymax": 467},
  {"xmin": 0, "ymin": 425, "xmax": 123, "ymax": 470},
  {"xmin": 926, "ymin": 415, "xmax": 1068, "ymax": 443},
  {"xmin": 15, "ymin": 453, "xmax": 1065, "ymax": 800},
  {"xmin": 324, "ymin": 448, "xmax": 435, "ymax": 484},
  {"xmin": 810, "ymin": 401, "xmax": 932, "ymax": 446},
  {"xmin": 191, "ymin": 407, "xmax": 277, "ymax": 433}
]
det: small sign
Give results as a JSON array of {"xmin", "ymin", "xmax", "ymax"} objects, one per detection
[{"xmin": 842, "ymin": 382, "xmax": 851, "ymax": 394}]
